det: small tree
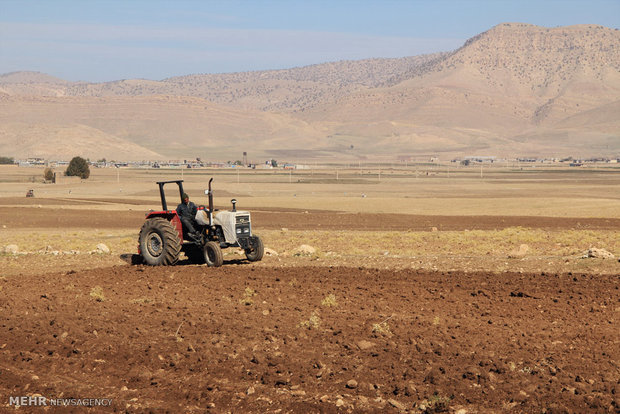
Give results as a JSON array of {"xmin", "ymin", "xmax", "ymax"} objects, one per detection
[
  {"xmin": 65, "ymin": 156, "xmax": 90, "ymax": 179},
  {"xmin": 43, "ymin": 167, "xmax": 54, "ymax": 182},
  {"xmin": 0, "ymin": 156, "xmax": 14, "ymax": 164}
]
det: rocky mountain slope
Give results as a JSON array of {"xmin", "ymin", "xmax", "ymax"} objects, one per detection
[
  {"xmin": 1, "ymin": 23, "xmax": 618, "ymax": 161},
  {"xmin": 295, "ymin": 24, "xmax": 620, "ymax": 157}
]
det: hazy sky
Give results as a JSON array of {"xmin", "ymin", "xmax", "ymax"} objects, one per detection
[{"xmin": 1, "ymin": 0, "xmax": 618, "ymax": 82}]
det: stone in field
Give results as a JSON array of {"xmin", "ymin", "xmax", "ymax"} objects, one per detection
[
  {"xmin": 508, "ymin": 244, "xmax": 529, "ymax": 258},
  {"xmin": 585, "ymin": 248, "xmax": 614, "ymax": 259},
  {"xmin": 294, "ymin": 244, "xmax": 316, "ymax": 256},
  {"xmin": 356, "ymin": 340, "xmax": 376, "ymax": 350},
  {"xmin": 96, "ymin": 243, "xmax": 110, "ymax": 254},
  {"xmin": 4, "ymin": 244, "xmax": 19, "ymax": 254}
]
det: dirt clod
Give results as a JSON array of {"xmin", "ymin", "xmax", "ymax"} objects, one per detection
[{"xmin": 346, "ymin": 379, "xmax": 358, "ymax": 389}]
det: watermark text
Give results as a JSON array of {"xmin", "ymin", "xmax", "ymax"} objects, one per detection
[{"xmin": 9, "ymin": 396, "xmax": 113, "ymax": 407}]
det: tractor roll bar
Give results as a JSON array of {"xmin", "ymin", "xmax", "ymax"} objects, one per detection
[{"xmin": 156, "ymin": 180, "xmax": 185, "ymax": 211}]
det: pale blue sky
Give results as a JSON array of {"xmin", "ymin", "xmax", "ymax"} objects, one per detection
[{"xmin": 1, "ymin": 0, "xmax": 618, "ymax": 82}]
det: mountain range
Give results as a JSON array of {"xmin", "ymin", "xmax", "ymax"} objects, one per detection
[{"xmin": 1, "ymin": 23, "xmax": 618, "ymax": 162}]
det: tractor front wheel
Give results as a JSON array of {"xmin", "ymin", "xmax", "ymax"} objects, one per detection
[
  {"xmin": 139, "ymin": 218, "xmax": 181, "ymax": 265},
  {"xmin": 204, "ymin": 241, "xmax": 223, "ymax": 267},
  {"xmin": 245, "ymin": 235, "xmax": 264, "ymax": 262}
]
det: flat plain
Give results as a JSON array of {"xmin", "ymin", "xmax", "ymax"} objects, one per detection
[{"xmin": 0, "ymin": 163, "xmax": 619, "ymax": 412}]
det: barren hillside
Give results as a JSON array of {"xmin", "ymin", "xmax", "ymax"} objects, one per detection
[
  {"xmin": 297, "ymin": 24, "xmax": 620, "ymax": 157},
  {"xmin": 0, "ymin": 23, "xmax": 618, "ymax": 160},
  {"xmin": 58, "ymin": 54, "xmax": 445, "ymax": 112},
  {"xmin": 0, "ymin": 95, "xmax": 325, "ymax": 161},
  {"xmin": 0, "ymin": 71, "xmax": 68, "ymax": 85}
]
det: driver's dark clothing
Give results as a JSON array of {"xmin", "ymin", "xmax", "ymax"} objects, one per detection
[{"xmin": 176, "ymin": 200, "xmax": 199, "ymax": 238}]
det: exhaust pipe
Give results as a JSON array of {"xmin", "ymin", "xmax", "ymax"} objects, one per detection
[{"xmin": 208, "ymin": 178, "xmax": 214, "ymax": 212}]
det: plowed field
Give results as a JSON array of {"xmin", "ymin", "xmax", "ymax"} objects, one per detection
[
  {"xmin": 2, "ymin": 204, "xmax": 619, "ymax": 231},
  {"xmin": 1, "ymin": 194, "xmax": 619, "ymax": 412},
  {"xmin": 1, "ymin": 265, "xmax": 618, "ymax": 412}
]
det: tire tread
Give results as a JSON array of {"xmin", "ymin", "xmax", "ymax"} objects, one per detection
[{"xmin": 139, "ymin": 217, "xmax": 181, "ymax": 265}]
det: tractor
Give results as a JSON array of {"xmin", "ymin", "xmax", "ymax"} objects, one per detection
[{"xmin": 137, "ymin": 179, "xmax": 264, "ymax": 266}]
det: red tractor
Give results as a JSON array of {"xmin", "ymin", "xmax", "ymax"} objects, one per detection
[{"xmin": 137, "ymin": 179, "xmax": 263, "ymax": 266}]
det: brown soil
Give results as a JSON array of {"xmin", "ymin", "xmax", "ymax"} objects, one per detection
[
  {"xmin": 1, "ymin": 201, "xmax": 618, "ymax": 412},
  {"xmin": 1, "ymin": 265, "xmax": 618, "ymax": 412},
  {"xmin": 2, "ymin": 206, "xmax": 619, "ymax": 231}
]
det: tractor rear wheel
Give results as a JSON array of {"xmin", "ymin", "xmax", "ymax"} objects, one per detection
[
  {"xmin": 139, "ymin": 217, "xmax": 181, "ymax": 265},
  {"xmin": 245, "ymin": 235, "xmax": 264, "ymax": 262},
  {"xmin": 204, "ymin": 241, "xmax": 223, "ymax": 267}
]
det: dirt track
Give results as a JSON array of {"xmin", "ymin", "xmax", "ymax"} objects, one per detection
[{"xmin": 1, "ymin": 265, "xmax": 618, "ymax": 412}]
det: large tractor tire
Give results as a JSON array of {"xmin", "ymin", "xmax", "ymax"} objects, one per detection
[
  {"xmin": 245, "ymin": 235, "xmax": 264, "ymax": 262},
  {"xmin": 204, "ymin": 241, "xmax": 223, "ymax": 267},
  {"xmin": 139, "ymin": 218, "xmax": 182, "ymax": 265}
]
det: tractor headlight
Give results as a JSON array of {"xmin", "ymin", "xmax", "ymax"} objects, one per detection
[
  {"xmin": 236, "ymin": 228, "xmax": 242, "ymax": 234},
  {"xmin": 244, "ymin": 228, "xmax": 249, "ymax": 233}
]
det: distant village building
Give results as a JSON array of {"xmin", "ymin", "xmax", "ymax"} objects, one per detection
[{"xmin": 464, "ymin": 156, "xmax": 496, "ymax": 163}]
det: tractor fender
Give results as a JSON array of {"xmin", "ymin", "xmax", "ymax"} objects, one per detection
[{"xmin": 145, "ymin": 211, "xmax": 183, "ymax": 241}]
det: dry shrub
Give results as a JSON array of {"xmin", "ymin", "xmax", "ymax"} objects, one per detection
[
  {"xmin": 321, "ymin": 293, "xmax": 337, "ymax": 307},
  {"xmin": 299, "ymin": 311, "xmax": 321, "ymax": 329},
  {"xmin": 89, "ymin": 286, "xmax": 105, "ymax": 302}
]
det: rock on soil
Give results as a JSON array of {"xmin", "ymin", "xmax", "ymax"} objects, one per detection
[
  {"xmin": 585, "ymin": 247, "xmax": 615, "ymax": 259},
  {"xmin": 356, "ymin": 340, "xmax": 376, "ymax": 350},
  {"xmin": 346, "ymin": 379, "xmax": 358, "ymax": 389},
  {"xmin": 388, "ymin": 398, "xmax": 407, "ymax": 410},
  {"xmin": 96, "ymin": 243, "xmax": 110, "ymax": 254},
  {"xmin": 3, "ymin": 244, "xmax": 19, "ymax": 254},
  {"xmin": 508, "ymin": 243, "xmax": 529, "ymax": 258},
  {"xmin": 294, "ymin": 244, "xmax": 316, "ymax": 256}
]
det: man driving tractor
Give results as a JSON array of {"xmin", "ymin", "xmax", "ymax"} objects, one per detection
[
  {"xmin": 176, "ymin": 193, "xmax": 201, "ymax": 242},
  {"xmin": 137, "ymin": 179, "xmax": 263, "ymax": 266}
]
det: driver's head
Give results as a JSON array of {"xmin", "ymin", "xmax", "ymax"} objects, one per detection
[{"xmin": 182, "ymin": 193, "xmax": 189, "ymax": 204}]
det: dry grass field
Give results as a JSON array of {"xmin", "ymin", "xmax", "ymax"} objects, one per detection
[
  {"xmin": 0, "ymin": 163, "xmax": 619, "ymax": 412},
  {"xmin": 2, "ymin": 162, "xmax": 618, "ymax": 269}
]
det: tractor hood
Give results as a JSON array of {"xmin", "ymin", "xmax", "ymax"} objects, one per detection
[{"xmin": 213, "ymin": 210, "xmax": 251, "ymax": 243}]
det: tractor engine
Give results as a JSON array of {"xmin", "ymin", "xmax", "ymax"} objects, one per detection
[{"xmin": 213, "ymin": 210, "xmax": 254, "ymax": 249}]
